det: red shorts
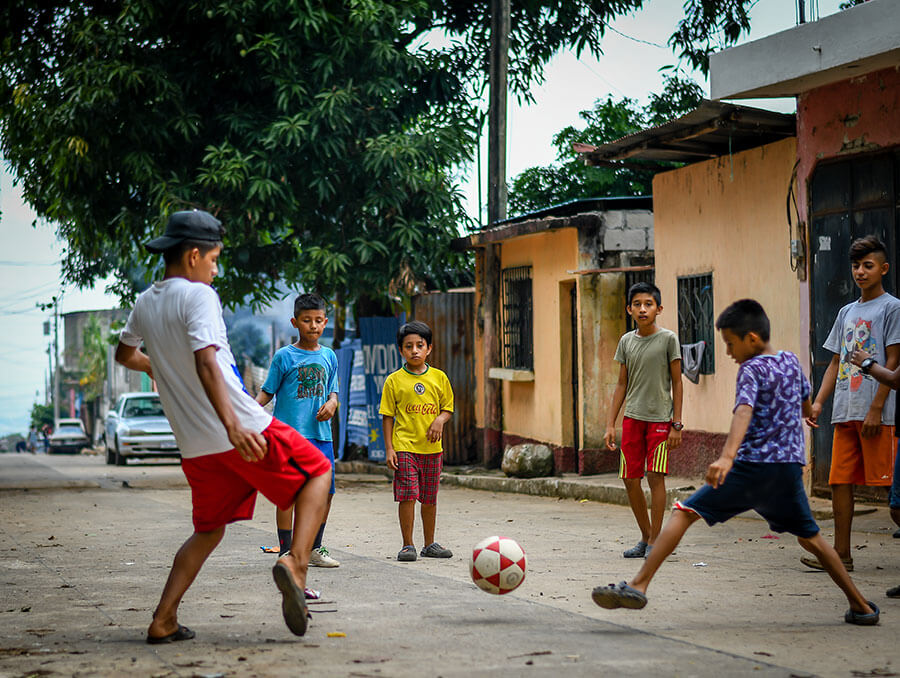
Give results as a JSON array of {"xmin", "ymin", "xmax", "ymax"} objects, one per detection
[
  {"xmin": 181, "ymin": 419, "xmax": 332, "ymax": 532},
  {"xmin": 393, "ymin": 451, "xmax": 442, "ymax": 505},
  {"xmin": 619, "ymin": 417, "xmax": 670, "ymax": 479},
  {"xmin": 829, "ymin": 421, "xmax": 895, "ymax": 486}
]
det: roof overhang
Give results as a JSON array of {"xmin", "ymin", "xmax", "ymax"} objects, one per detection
[
  {"xmin": 579, "ymin": 100, "xmax": 795, "ymax": 166},
  {"xmin": 710, "ymin": 0, "xmax": 900, "ymax": 99}
]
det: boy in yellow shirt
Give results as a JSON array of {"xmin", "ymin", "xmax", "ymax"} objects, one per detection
[{"xmin": 380, "ymin": 321, "xmax": 454, "ymax": 562}]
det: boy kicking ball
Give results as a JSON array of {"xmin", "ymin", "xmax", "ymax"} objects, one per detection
[
  {"xmin": 116, "ymin": 210, "xmax": 332, "ymax": 641},
  {"xmin": 591, "ymin": 299, "xmax": 879, "ymax": 626}
]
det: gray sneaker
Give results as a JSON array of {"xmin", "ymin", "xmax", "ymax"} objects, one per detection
[
  {"xmin": 398, "ymin": 545, "xmax": 417, "ymax": 562},
  {"xmin": 420, "ymin": 542, "xmax": 453, "ymax": 558},
  {"xmin": 623, "ymin": 541, "xmax": 648, "ymax": 558}
]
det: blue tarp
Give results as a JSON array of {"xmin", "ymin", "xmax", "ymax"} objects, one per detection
[{"xmin": 359, "ymin": 316, "xmax": 404, "ymax": 462}]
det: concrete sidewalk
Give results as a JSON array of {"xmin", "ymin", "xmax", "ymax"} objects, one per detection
[{"xmin": 337, "ymin": 460, "xmax": 894, "ymax": 536}]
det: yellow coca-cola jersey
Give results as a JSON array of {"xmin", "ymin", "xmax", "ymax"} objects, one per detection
[{"xmin": 379, "ymin": 364, "xmax": 454, "ymax": 454}]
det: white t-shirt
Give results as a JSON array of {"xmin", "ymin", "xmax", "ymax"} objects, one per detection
[{"xmin": 120, "ymin": 277, "xmax": 272, "ymax": 457}]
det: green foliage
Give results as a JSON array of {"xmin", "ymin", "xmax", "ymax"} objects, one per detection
[
  {"xmin": 30, "ymin": 402, "xmax": 54, "ymax": 430},
  {"xmin": 225, "ymin": 318, "xmax": 270, "ymax": 372},
  {"xmin": 78, "ymin": 314, "xmax": 107, "ymax": 401},
  {"xmin": 0, "ymin": 1, "xmax": 755, "ymax": 307},
  {"xmin": 508, "ymin": 75, "xmax": 704, "ymax": 216}
]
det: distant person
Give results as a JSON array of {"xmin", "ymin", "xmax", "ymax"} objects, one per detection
[
  {"xmin": 257, "ymin": 293, "xmax": 340, "ymax": 569},
  {"xmin": 592, "ymin": 299, "xmax": 879, "ymax": 626},
  {"xmin": 380, "ymin": 321, "xmax": 454, "ymax": 562},
  {"xmin": 804, "ymin": 236, "xmax": 900, "ymax": 572},
  {"xmin": 27, "ymin": 427, "xmax": 38, "ymax": 454},
  {"xmin": 604, "ymin": 282, "xmax": 683, "ymax": 559},
  {"xmin": 115, "ymin": 210, "xmax": 331, "ymax": 642}
]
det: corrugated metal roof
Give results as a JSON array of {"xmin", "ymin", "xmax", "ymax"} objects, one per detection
[{"xmin": 579, "ymin": 100, "xmax": 795, "ymax": 166}]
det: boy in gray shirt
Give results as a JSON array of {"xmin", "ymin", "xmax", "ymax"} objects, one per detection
[
  {"xmin": 605, "ymin": 282, "xmax": 683, "ymax": 559},
  {"xmin": 805, "ymin": 235, "xmax": 900, "ymax": 571}
]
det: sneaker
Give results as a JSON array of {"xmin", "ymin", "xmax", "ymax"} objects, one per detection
[
  {"xmin": 398, "ymin": 545, "xmax": 417, "ymax": 562},
  {"xmin": 800, "ymin": 554, "xmax": 853, "ymax": 572},
  {"xmin": 309, "ymin": 546, "xmax": 340, "ymax": 568},
  {"xmin": 304, "ymin": 587, "xmax": 321, "ymax": 600},
  {"xmin": 420, "ymin": 542, "xmax": 453, "ymax": 558},
  {"xmin": 623, "ymin": 541, "xmax": 648, "ymax": 558}
]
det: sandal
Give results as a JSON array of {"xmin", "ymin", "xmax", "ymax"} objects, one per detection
[
  {"xmin": 146, "ymin": 624, "xmax": 195, "ymax": 644},
  {"xmin": 591, "ymin": 581, "xmax": 648, "ymax": 610},
  {"xmin": 623, "ymin": 541, "xmax": 648, "ymax": 559},
  {"xmin": 397, "ymin": 545, "xmax": 417, "ymax": 562},
  {"xmin": 886, "ymin": 584, "xmax": 900, "ymax": 598},
  {"xmin": 800, "ymin": 554, "xmax": 853, "ymax": 572},
  {"xmin": 845, "ymin": 601, "xmax": 879, "ymax": 626}
]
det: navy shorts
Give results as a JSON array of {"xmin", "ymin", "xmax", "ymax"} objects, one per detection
[
  {"xmin": 309, "ymin": 439, "xmax": 336, "ymax": 495},
  {"xmin": 891, "ymin": 442, "xmax": 900, "ymax": 510},
  {"xmin": 675, "ymin": 461, "xmax": 819, "ymax": 538}
]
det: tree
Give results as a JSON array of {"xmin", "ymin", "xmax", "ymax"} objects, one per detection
[
  {"xmin": 78, "ymin": 314, "xmax": 107, "ymax": 402},
  {"xmin": 30, "ymin": 402, "xmax": 54, "ymax": 431},
  {"xmin": 0, "ymin": 1, "xmax": 756, "ymax": 309},
  {"xmin": 508, "ymin": 75, "xmax": 704, "ymax": 216}
]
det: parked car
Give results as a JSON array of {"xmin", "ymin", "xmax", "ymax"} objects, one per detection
[
  {"xmin": 48, "ymin": 418, "xmax": 91, "ymax": 454},
  {"xmin": 104, "ymin": 392, "xmax": 180, "ymax": 466}
]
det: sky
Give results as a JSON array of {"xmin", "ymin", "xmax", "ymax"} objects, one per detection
[{"xmin": 0, "ymin": 0, "xmax": 843, "ymax": 435}]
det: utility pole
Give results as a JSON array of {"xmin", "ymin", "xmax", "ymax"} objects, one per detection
[
  {"xmin": 53, "ymin": 298, "xmax": 60, "ymax": 425},
  {"xmin": 482, "ymin": 0, "xmax": 509, "ymax": 466}
]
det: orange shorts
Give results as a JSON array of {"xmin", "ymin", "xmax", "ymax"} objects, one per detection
[{"xmin": 829, "ymin": 421, "xmax": 896, "ymax": 486}]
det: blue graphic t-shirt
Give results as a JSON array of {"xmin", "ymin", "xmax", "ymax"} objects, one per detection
[
  {"xmin": 733, "ymin": 351, "xmax": 811, "ymax": 464},
  {"xmin": 261, "ymin": 344, "xmax": 339, "ymax": 441}
]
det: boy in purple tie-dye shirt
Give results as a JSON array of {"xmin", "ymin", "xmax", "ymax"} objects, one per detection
[{"xmin": 592, "ymin": 299, "xmax": 879, "ymax": 626}]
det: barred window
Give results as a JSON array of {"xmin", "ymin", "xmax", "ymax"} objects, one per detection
[
  {"xmin": 624, "ymin": 268, "xmax": 655, "ymax": 333},
  {"xmin": 501, "ymin": 266, "xmax": 533, "ymax": 370},
  {"xmin": 677, "ymin": 273, "xmax": 715, "ymax": 374}
]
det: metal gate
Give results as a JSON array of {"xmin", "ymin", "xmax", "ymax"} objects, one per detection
[
  {"xmin": 809, "ymin": 151, "xmax": 899, "ymax": 493},
  {"xmin": 410, "ymin": 289, "xmax": 477, "ymax": 464}
]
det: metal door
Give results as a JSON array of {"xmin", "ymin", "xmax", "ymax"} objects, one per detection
[{"xmin": 809, "ymin": 153, "xmax": 897, "ymax": 492}]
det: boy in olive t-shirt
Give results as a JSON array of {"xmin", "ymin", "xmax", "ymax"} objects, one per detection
[{"xmin": 604, "ymin": 282, "xmax": 684, "ymax": 559}]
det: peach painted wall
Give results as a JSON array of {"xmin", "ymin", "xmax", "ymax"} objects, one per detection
[
  {"xmin": 495, "ymin": 229, "xmax": 580, "ymax": 446},
  {"xmin": 652, "ymin": 137, "xmax": 803, "ymax": 434}
]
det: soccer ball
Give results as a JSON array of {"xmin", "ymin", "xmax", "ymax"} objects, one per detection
[{"xmin": 470, "ymin": 535, "xmax": 527, "ymax": 595}]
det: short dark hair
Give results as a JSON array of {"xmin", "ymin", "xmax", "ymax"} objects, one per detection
[
  {"xmin": 397, "ymin": 320, "xmax": 432, "ymax": 347},
  {"xmin": 716, "ymin": 299, "xmax": 770, "ymax": 342},
  {"xmin": 294, "ymin": 293, "xmax": 326, "ymax": 316},
  {"xmin": 849, "ymin": 235, "xmax": 887, "ymax": 263},
  {"xmin": 161, "ymin": 239, "xmax": 223, "ymax": 266},
  {"xmin": 627, "ymin": 281, "xmax": 661, "ymax": 306}
]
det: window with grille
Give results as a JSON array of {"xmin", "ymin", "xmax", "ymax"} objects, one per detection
[
  {"xmin": 677, "ymin": 273, "xmax": 715, "ymax": 374},
  {"xmin": 501, "ymin": 266, "xmax": 533, "ymax": 370},
  {"xmin": 624, "ymin": 268, "xmax": 656, "ymax": 333}
]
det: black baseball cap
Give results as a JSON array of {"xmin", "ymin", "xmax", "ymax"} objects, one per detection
[{"xmin": 145, "ymin": 210, "xmax": 224, "ymax": 253}]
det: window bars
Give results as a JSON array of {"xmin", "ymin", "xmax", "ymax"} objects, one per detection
[
  {"xmin": 677, "ymin": 273, "xmax": 715, "ymax": 374},
  {"xmin": 501, "ymin": 266, "xmax": 534, "ymax": 370}
]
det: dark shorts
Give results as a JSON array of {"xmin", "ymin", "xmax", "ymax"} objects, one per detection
[
  {"xmin": 393, "ymin": 451, "xmax": 442, "ymax": 505},
  {"xmin": 308, "ymin": 438, "xmax": 336, "ymax": 495},
  {"xmin": 891, "ymin": 442, "xmax": 900, "ymax": 510},
  {"xmin": 675, "ymin": 460, "xmax": 820, "ymax": 538},
  {"xmin": 181, "ymin": 419, "xmax": 332, "ymax": 532}
]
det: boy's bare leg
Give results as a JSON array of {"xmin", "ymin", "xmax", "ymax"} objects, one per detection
[
  {"xmin": 148, "ymin": 526, "xmax": 225, "ymax": 639},
  {"xmin": 276, "ymin": 506, "xmax": 293, "ymax": 530},
  {"xmin": 399, "ymin": 499, "xmax": 415, "ymax": 546},
  {"xmin": 629, "ymin": 509, "xmax": 699, "ymax": 593},
  {"xmin": 421, "ymin": 502, "xmax": 437, "ymax": 545},
  {"xmin": 646, "ymin": 472, "xmax": 667, "ymax": 544},
  {"xmin": 831, "ymin": 483, "xmax": 854, "ymax": 559},
  {"xmin": 278, "ymin": 473, "xmax": 330, "ymax": 585},
  {"xmin": 798, "ymin": 533, "xmax": 873, "ymax": 614},
  {"xmin": 623, "ymin": 477, "xmax": 651, "ymax": 542}
]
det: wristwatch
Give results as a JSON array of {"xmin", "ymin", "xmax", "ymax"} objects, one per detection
[
  {"xmin": 860, "ymin": 357, "xmax": 877, "ymax": 374},
  {"xmin": 671, "ymin": 421, "xmax": 684, "ymax": 431}
]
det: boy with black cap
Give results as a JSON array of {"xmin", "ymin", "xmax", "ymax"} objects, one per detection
[{"xmin": 115, "ymin": 210, "xmax": 332, "ymax": 642}]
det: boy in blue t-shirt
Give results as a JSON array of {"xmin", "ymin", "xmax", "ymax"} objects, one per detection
[
  {"xmin": 592, "ymin": 299, "xmax": 879, "ymax": 626},
  {"xmin": 257, "ymin": 293, "xmax": 340, "ymax": 568}
]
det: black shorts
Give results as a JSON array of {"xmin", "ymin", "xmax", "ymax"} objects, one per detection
[{"xmin": 675, "ymin": 461, "xmax": 819, "ymax": 538}]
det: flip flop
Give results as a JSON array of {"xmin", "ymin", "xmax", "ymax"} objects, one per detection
[
  {"xmin": 886, "ymin": 585, "xmax": 900, "ymax": 599},
  {"xmin": 146, "ymin": 624, "xmax": 195, "ymax": 644},
  {"xmin": 845, "ymin": 601, "xmax": 879, "ymax": 626},
  {"xmin": 272, "ymin": 560, "xmax": 309, "ymax": 636},
  {"xmin": 591, "ymin": 581, "xmax": 648, "ymax": 610}
]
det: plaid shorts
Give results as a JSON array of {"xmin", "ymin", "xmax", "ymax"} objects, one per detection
[{"xmin": 393, "ymin": 451, "xmax": 443, "ymax": 504}]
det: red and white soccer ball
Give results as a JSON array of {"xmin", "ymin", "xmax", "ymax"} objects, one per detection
[{"xmin": 470, "ymin": 535, "xmax": 527, "ymax": 595}]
